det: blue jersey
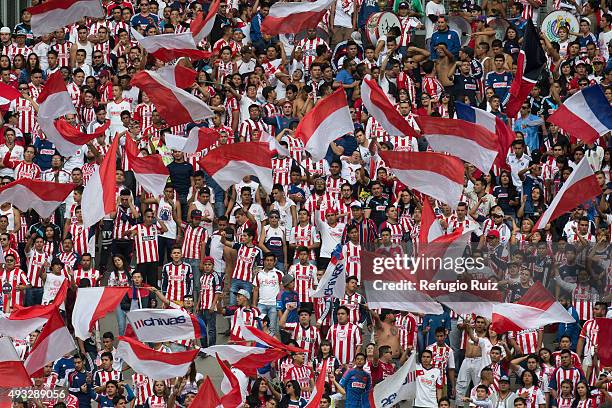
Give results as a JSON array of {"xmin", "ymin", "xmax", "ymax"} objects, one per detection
[
  {"xmin": 340, "ymin": 368, "xmax": 372, "ymax": 408},
  {"xmin": 485, "ymin": 71, "xmax": 513, "ymax": 102}
]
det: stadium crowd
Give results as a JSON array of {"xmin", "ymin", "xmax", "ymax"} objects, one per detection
[{"xmin": 0, "ymin": 0, "xmax": 611, "ymax": 406}]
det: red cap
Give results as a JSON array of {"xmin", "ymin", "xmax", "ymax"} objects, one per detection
[
  {"xmin": 324, "ymin": 208, "xmax": 338, "ymax": 216},
  {"xmin": 202, "ymin": 256, "xmax": 215, "ymax": 265},
  {"xmin": 486, "ymin": 230, "xmax": 500, "ymax": 239}
]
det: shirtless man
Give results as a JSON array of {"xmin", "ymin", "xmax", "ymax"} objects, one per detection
[
  {"xmin": 372, "ymin": 309, "xmax": 403, "ymax": 359},
  {"xmin": 434, "ymin": 43, "xmax": 455, "ymax": 88},
  {"xmin": 456, "ymin": 315, "xmax": 489, "ymax": 404}
]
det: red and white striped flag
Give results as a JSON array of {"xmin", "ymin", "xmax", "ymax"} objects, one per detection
[
  {"xmin": 295, "ymin": 88, "xmax": 354, "ymax": 161},
  {"xmin": 419, "ymin": 198, "xmax": 444, "ymax": 245},
  {"xmin": 36, "ymin": 71, "xmax": 76, "ymax": 119},
  {"xmin": 41, "ymin": 117, "xmax": 110, "ymax": 157},
  {"xmin": 202, "ymin": 344, "xmax": 287, "ymax": 377},
  {"xmin": 416, "ymin": 116, "xmax": 498, "ymax": 173},
  {"xmin": 192, "ymin": 376, "xmax": 222, "ymax": 408},
  {"xmin": 0, "ymin": 83, "xmax": 21, "ymax": 110},
  {"xmin": 125, "ymin": 136, "xmax": 169, "ymax": 197},
  {"xmin": 0, "ymin": 337, "xmax": 33, "ymax": 386},
  {"xmin": 0, "ymin": 179, "xmax": 76, "ymax": 219},
  {"xmin": 199, "ymin": 142, "xmax": 274, "ymax": 193},
  {"xmin": 533, "ymin": 158, "xmax": 600, "ymax": 229},
  {"xmin": 217, "ymin": 355, "xmax": 247, "ymax": 407},
  {"xmin": 305, "ymin": 359, "xmax": 328, "ymax": 407},
  {"xmin": 238, "ymin": 317, "xmax": 307, "ymax": 353},
  {"xmin": 379, "ymin": 150, "xmax": 465, "ymax": 208},
  {"xmin": 0, "ymin": 281, "xmax": 68, "ymax": 339},
  {"xmin": 82, "ymin": 133, "xmax": 119, "ymax": 228},
  {"xmin": 361, "ymin": 75, "xmax": 419, "ymax": 138},
  {"xmin": 72, "ymin": 287, "xmax": 129, "ymax": 340},
  {"xmin": 28, "ymin": 0, "xmax": 105, "ymax": 36},
  {"xmin": 131, "ymin": 70, "xmax": 214, "ymax": 127},
  {"xmin": 132, "ymin": 30, "xmax": 212, "ymax": 63},
  {"xmin": 261, "ymin": 0, "xmax": 334, "ymax": 35},
  {"xmin": 24, "ymin": 307, "xmax": 76, "ymax": 377},
  {"xmin": 157, "ymin": 63, "xmax": 198, "ymax": 89},
  {"xmin": 116, "ymin": 336, "xmax": 198, "ymax": 380},
  {"xmin": 190, "ymin": 0, "xmax": 221, "ymax": 44},
  {"xmin": 491, "ymin": 282, "xmax": 575, "ymax": 333},
  {"xmin": 165, "ymin": 126, "xmax": 220, "ymax": 154}
]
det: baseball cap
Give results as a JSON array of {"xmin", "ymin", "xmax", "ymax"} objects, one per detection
[
  {"xmin": 350, "ymin": 202, "xmax": 362, "ymax": 209},
  {"xmin": 202, "ymin": 256, "xmax": 214, "ymax": 265},
  {"xmin": 499, "ymin": 375, "xmax": 510, "ymax": 383},
  {"xmin": 282, "ymin": 274, "xmax": 295, "ymax": 287},
  {"xmin": 233, "ymin": 289, "xmax": 251, "ymax": 300},
  {"xmin": 14, "ymin": 29, "xmax": 27, "ymax": 36},
  {"xmin": 576, "ymin": 59, "xmax": 587, "ymax": 66},
  {"xmin": 190, "ymin": 209, "xmax": 202, "ymax": 218},
  {"xmin": 0, "ymin": 27, "xmax": 10, "ymax": 35},
  {"xmin": 487, "ymin": 230, "xmax": 500, "ymax": 239},
  {"xmin": 325, "ymin": 208, "xmax": 338, "ymax": 216},
  {"xmin": 491, "ymin": 208, "xmax": 504, "ymax": 217},
  {"xmin": 398, "ymin": 1, "xmax": 409, "ymax": 7},
  {"xmin": 593, "ymin": 55, "xmax": 605, "ymax": 63}
]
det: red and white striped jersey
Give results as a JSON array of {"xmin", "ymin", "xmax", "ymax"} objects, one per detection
[
  {"xmin": 458, "ymin": 313, "xmax": 477, "ymax": 349},
  {"xmin": 426, "ymin": 343, "xmax": 455, "ymax": 384},
  {"xmin": 0, "ymin": 267, "xmax": 29, "ymax": 312},
  {"xmin": 81, "ymin": 162, "xmax": 98, "ymax": 185},
  {"xmin": 26, "ymin": 249, "xmax": 50, "ymax": 287},
  {"xmin": 397, "ymin": 313, "xmax": 418, "ymax": 349},
  {"xmin": 232, "ymin": 244, "xmax": 262, "ymax": 282},
  {"xmin": 92, "ymin": 41, "xmax": 112, "ymax": 65},
  {"xmin": 79, "ymin": 105, "xmax": 96, "ymax": 126},
  {"xmin": 9, "ymin": 98, "xmax": 36, "ymax": 134},
  {"xmin": 572, "ymin": 284, "xmax": 597, "ymax": 320},
  {"xmin": 230, "ymin": 306, "xmax": 261, "ymax": 341},
  {"xmin": 296, "ymin": 37, "xmax": 327, "ymax": 71},
  {"xmin": 326, "ymin": 322, "xmax": 362, "ymax": 365},
  {"xmin": 198, "ymin": 272, "xmax": 222, "ymax": 310},
  {"xmin": 68, "ymin": 222, "xmax": 92, "ymax": 256},
  {"xmin": 238, "ymin": 119, "xmax": 271, "ymax": 141},
  {"xmin": 342, "ymin": 242, "xmax": 361, "ymax": 282},
  {"xmin": 135, "ymin": 102, "xmax": 155, "ymax": 131},
  {"xmin": 289, "ymin": 324, "xmax": 321, "ymax": 361},
  {"xmin": 262, "ymin": 102, "xmax": 279, "ymax": 118},
  {"xmin": 284, "ymin": 363, "xmax": 314, "ymax": 399},
  {"xmin": 11, "ymin": 161, "xmax": 41, "ymax": 180},
  {"xmin": 552, "ymin": 350, "xmax": 581, "ymax": 369},
  {"xmin": 288, "ymin": 262, "xmax": 316, "ymax": 303},
  {"xmin": 132, "ymin": 224, "xmax": 160, "ymax": 264},
  {"xmin": 132, "ymin": 373, "xmax": 155, "ymax": 406},
  {"xmin": 5, "ymin": 45, "xmax": 32, "ymax": 63},
  {"xmin": 58, "ymin": 251, "xmax": 77, "ymax": 276},
  {"xmin": 516, "ymin": 385, "xmax": 546, "ymax": 408},
  {"xmin": 556, "ymin": 396, "xmax": 573, "ymax": 408},
  {"xmin": 94, "ymin": 368, "xmax": 122, "ymax": 389},
  {"xmin": 302, "ymin": 157, "xmax": 326, "ymax": 179},
  {"xmin": 481, "ymin": 219, "xmax": 512, "ymax": 245},
  {"xmin": 66, "ymin": 82, "xmax": 81, "ymax": 107},
  {"xmin": 113, "ymin": 205, "xmax": 139, "ymax": 239},
  {"xmin": 509, "ymin": 328, "xmax": 541, "ymax": 354},
  {"xmin": 283, "ymin": 136, "xmax": 305, "ymax": 164},
  {"xmin": 551, "ymin": 366, "xmax": 584, "ymax": 394},
  {"xmin": 272, "ymin": 156, "xmax": 292, "ymax": 186},
  {"xmin": 378, "ymin": 221, "xmax": 406, "ymax": 243},
  {"xmin": 325, "ymin": 177, "xmax": 344, "ymax": 199},
  {"xmin": 422, "ymin": 76, "xmax": 444, "ymax": 101},
  {"xmin": 579, "ymin": 318, "xmax": 599, "ymax": 356},
  {"xmin": 161, "ymin": 262, "xmax": 193, "ymax": 302},
  {"xmin": 224, "ymin": 96, "xmax": 239, "ymax": 129},
  {"xmin": 398, "ymin": 16, "xmax": 420, "ymax": 47},
  {"xmin": 365, "ymin": 116, "xmax": 389, "ymax": 141},
  {"xmin": 181, "ymin": 224, "xmax": 208, "ymax": 259},
  {"xmin": 145, "ymin": 395, "xmax": 167, "ymax": 408},
  {"xmin": 51, "ymin": 42, "xmax": 73, "ymax": 67},
  {"xmin": 290, "ymin": 224, "xmax": 319, "ymax": 261},
  {"xmin": 339, "ymin": 292, "xmax": 365, "ymax": 326},
  {"xmin": 111, "ymin": 21, "xmax": 130, "ymax": 38},
  {"xmin": 73, "ymin": 267, "xmax": 100, "ymax": 287}
]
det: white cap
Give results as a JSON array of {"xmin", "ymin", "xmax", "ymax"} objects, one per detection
[{"xmin": 0, "ymin": 27, "xmax": 11, "ymax": 34}]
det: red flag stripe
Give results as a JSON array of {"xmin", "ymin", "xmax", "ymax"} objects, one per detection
[{"xmin": 378, "ymin": 151, "xmax": 464, "ymax": 183}]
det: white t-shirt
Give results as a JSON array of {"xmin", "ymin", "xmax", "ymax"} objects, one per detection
[
  {"xmin": 235, "ymin": 180, "xmax": 260, "ymax": 205},
  {"xmin": 230, "ymin": 203, "xmax": 267, "ymax": 233},
  {"xmin": 0, "ymin": 145, "xmax": 24, "ymax": 177},
  {"xmin": 42, "ymin": 274, "xmax": 66, "ymax": 309},
  {"xmin": 106, "ymin": 99, "xmax": 132, "ymax": 133},
  {"xmin": 272, "ymin": 198, "xmax": 296, "ymax": 239},
  {"xmin": 414, "ymin": 364, "xmax": 443, "ymax": 407},
  {"xmin": 316, "ymin": 221, "xmax": 346, "ymax": 258},
  {"xmin": 254, "ymin": 268, "xmax": 283, "ymax": 305},
  {"xmin": 425, "ymin": 1, "xmax": 445, "ymax": 40},
  {"xmin": 333, "ymin": 0, "xmax": 354, "ymax": 28}
]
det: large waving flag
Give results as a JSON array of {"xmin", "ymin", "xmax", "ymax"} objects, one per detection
[
  {"xmin": 379, "ymin": 150, "xmax": 464, "ymax": 208},
  {"xmin": 361, "ymin": 75, "xmax": 419, "ymax": 137},
  {"xmin": 0, "ymin": 83, "xmax": 21, "ymax": 110},
  {"xmin": 455, "ymin": 101, "xmax": 515, "ymax": 170},
  {"xmin": 0, "ymin": 337, "xmax": 32, "ymax": 386},
  {"xmin": 199, "ymin": 142, "xmax": 274, "ymax": 193},
  {"xmin": 295, "ymin": 88, "xmax": 354, "ymax": 161},
  {"xmin": 126, "ymin": 308, "xmax": 204, "ymax": 343},
  {"xmin": 311, "ymin": 244, "xmax": 346, "ymax": 299},
  {"xmin": 82, "ymin": 133, "xmax": 120, "ymax": 228},
  {"xmin": 491, "ymin": 282, "xmax": 575, "ymax": 332},
  {"xmin": 132, "ymin": 30, "xmax": 212, "ymax": 62},
  {"xmin": 202, "ymin": 344, "xmax": 287, "ymax": 377},
  {"xmin": 419, "ymin": 198, "xmax": 445, "ymax": 245},
  {"xmin": 72, "ymin": 287, "xmax": 129, "ymax": 340},
  {"xmin": 131, "ymin": 71, "xmax": 214, "ymax": 127},
  {"xmin": 36, "ymin": 71, "xmax": 76, "ymax": 119},
  {"xmin": 156, "ymin": 63, "xmax": 198, "ymax": 89},
  {"xmin": 40, "ymin": 118, "xmax": 110, "ymax": 157},
  {"xmin": 533, "ymin": 158, "xmax": 600, "ymax": 229},
  {"xmin": 217, "ymin": 355, "xmax": 248, "ymax": 408},
  {"xmin": 305, "ymin": 359, "xmax": 328, "ymax": 408},
  {"xmin": 28, "ymin": 0, "xmax": 105, "ymax": 36},
  {"xmin": 505, "ymin": 20, "xmax": 546, "ymax": 118},
  {"xmin": 261, "ymin": 0, "xmax": 334, "ymax": 35},
  {"xmin": 25, "ymin": 307, "xmax": 77, "ymax": 377},
  {"xmin": 548, "ymin": 85, "xmax": 612, "ymax": 144},
  {"xmin": 0, "ymin": 179, "xmax": 76, "ymax": 219},
  {"xmin": 369, "ymin": 353, "xmax": 417, "ymax": 407},
  {"xmin": 165, "ymin": 127, "xmax": 220, "ymax": 154},
  {"xmin": 416, "ymin": 116, "xmax": 498, "ymax": 173},
  {"xmin": 238, "ymin": 317, "xmax": 307, "ymax": 353},
  {"xmin": 190, "ymin": 0, "xmax": 221, "ymax": 44},
  {"xmin": 124, "ymin": 136, "xmax": 169, "ymax": 197},
  {"xmin": 116, "ymin": 336, "xmax": 198, "ymax": 380},
  {"xmin": 192, "ymin": 376, "xmax": 223, "ymax": 408}
]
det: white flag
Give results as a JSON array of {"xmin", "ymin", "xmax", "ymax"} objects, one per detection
[
  {"xmin": 371, "ymin": 353, "xmax": 418, "ymax": 408},
  {"xmin": 311, "ymin": 248, "xmax": 345, "ymax": 299}
]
